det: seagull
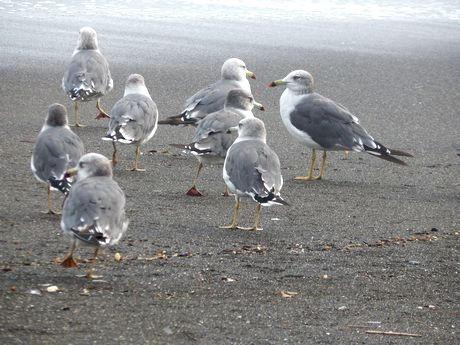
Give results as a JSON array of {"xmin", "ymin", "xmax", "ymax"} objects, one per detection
[
  {"xmin": 171, "ymin": 88, "xmax": 256, "ymax": 196},
  {"xmin": 60, "ymin": 153, "xmax": 129, "ymax": 279},
  {"xmin": 269, "ymin": 70, "xmax": 413, "ymax": 180},
  {"xmin": 31, "ymin": 103, "xmax": 84, "ymax": 214},
  {"xmin": 221, "ymin": 118, "xmax": 287, "ymax": 231},
  {"xmin": 158, "ymin": 58, "xmax": 263, "ymax": 126},
  {"xmin": 62, "ymin": 27, "xmax": 113, "ymax": 127},
  {"xmin": 102, "ymin": 74, "xmax": 158, "ymax": 171}
]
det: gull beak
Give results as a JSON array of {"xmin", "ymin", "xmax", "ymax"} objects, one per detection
[
  {"xmin": 226, "ymin": 126, "xmax": 239, "ymax": 134},
  {"xmin": 246, "ymin": 70, "xmax": 256, "ymax": 80},
  {"xmin": 253, "ymin": 101, "xmax": 265, "ymax": 111},
  {"xmin": 268, "ymin": 79, "xmax": 285, "ymax": 87},
  {"xmin": 64, "ymin": 167, "xmax": 78, "ymax": 179}
]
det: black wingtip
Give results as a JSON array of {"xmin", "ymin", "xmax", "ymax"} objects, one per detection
[
  {"xmin": 169, "ymin": 143, "xmax": 186, "ymax": 149},
  {"xmin": 101, "ymin": 134, "xmax": 116, "ymax": 142},
  {"xmin": 273, "ymin": 196, "xmax": 289, "ymax": 206},
  {"xmin": 48, "ymin": 176, "xmax": 72, "ymax": 195},
  {"xmin": 170, "ymin": 142, "xmax": 212, "ymax": 155},
  {"xmin": 158, "ymin": 114, "xmax": 197, "ymax": 126},
  {"xmin": 158, "ymin": 118, "xmax": 181, "ymax": 126},
  {"xmin": 253, "ymin": 188, "xmax": 289, "ymax": 206},
  {"xmin": 102, "ymin": 125, "xmax": 127, "ymax": 142},
  {"xmin": 70, "ymin": 225, "xmax": 108, "ymax": 246},
  {"xmin": 365, "ymin": 141, "xmax": 411, "ymax": 166}
]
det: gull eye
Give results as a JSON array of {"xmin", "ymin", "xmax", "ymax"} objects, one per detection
[
  {"xmin": 293, "ymin": 75, "xmax": 300, "ymax": 80},
  {"xmin": 79, "ymin": 162, "xmax": 84, "ymax": 168},
  {"xmin": 238, "ymin": 123, "xmax": 243, "ymax": 128}
]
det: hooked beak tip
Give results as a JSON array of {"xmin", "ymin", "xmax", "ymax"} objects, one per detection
[{"xmin": 65, "ymin": 167, "xmax": 78, "ymax": 178}]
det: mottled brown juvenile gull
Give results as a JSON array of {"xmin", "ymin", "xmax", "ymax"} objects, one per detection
[
  {"xmin": 269, "ymin": 70, "xmax": 413, "ymax": 180},
  {"xmin": 221, "ymin": 118, "xmax": 287, "ymax": 231},
  {"xmin": 171, "ymin": 89, "xmax": 256, "ymax": 196},
  {"xmin": 62, "ymin": 27, "xmax": 113, "ymax": 127},
  {"xmin": 158, "ymin": 58, "xmax": 263, "ymax": 126},
  {"xmin": 31, "ymin": 103, "xmax": 84, "ymax": 214},
  {"xmin": 102, "ymin": 74, "xmax": 158, "ymax": 171},
  {"xmin": 60, "ymin": 153, "xmax": 129, "ymax": 279}
]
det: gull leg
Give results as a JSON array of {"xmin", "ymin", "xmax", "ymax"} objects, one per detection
[
  {"xmin": 111, "ymin": 141, "xmax": 118, "ymax": 166},
  {"xmin": 222, "ymin": 185, "xmax": 234, "ymax": 197},
  {"xmin": 61, "ymin": 239, "xmax": 78, "ymax": 268},
  {"xmin": 220, "ymin": 197, "xmax": 240, "ymax": 229},
  {"xmin": 295, "ymin": 149, "xmax": 317, "ymax": 180},
  {"xmin": 186, "ymin": 162, "xmax": 204, "ymax": 196},
  {"xmin": 95, "ymin": 99, "xmax": 110, "ymax": 119},
  {"xmin": 83, "ymin": 247, "xmax": 102, "ymax": 279},
  {"xmin": 61, "ymin": 193, "xmax": 68, "ymax": 209},
  {"xmin": 129, "ymin": 145, "xmax": 145, "ymax": 171},
  {"xmin": 313, "ymin": 150, "xmax": 327, "ymax": 180},
  {"xmin": 343, "ymin": 150, "xmax": 350, "ymax": 159},
  {"xmin": 42, "ymin": 184, "xmax": 60, "ymax": 215},
  {"xmin": 71, "ymin": 101, "xmax": 86, "ymax": 127},
  {"xmin": 238, "ymin": 203, "xmax": 263, "ymax": 231}
]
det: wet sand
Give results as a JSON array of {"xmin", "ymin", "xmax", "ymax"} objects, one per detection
[{"xmin": 0, "ymin": 9, "xmax": 459, "ymax": 345}]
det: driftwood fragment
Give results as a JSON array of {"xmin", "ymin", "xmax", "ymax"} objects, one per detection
[{"xmin": 365, "ymin": 330, "xmax": 421, "ymax": 337}]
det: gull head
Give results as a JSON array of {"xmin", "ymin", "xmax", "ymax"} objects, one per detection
[
  {"xmin": 221, "ymin": 58, "xmax": 256, "ymax": 81},
  {"xmin": 46, "ymin": 103, "xmax": 68, "ymax": 127},
  {"xmin": 124, "ymin": 73, "xmax": 150, "ymax": 97},
  {"xmin": 77, "ymin": 27, "xmax": 99, "ymax": 50},
  {"xmin": 67, "ymin": 153, "xmax": 112, "ymax": 181},
  {"xmin": 237, "ymin": 117, "xmax": 267, "ymax": 142},
  {"xmin": 269, "ymin": 70, "xmax": 314, "ymax": 93}
]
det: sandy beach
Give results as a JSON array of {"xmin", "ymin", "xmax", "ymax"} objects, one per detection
[{"xmin": 0, "ymin": 1, "xmax": 459, "ymax": 344}]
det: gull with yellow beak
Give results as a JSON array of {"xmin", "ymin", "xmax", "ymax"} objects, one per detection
[
  {"xmin": 221, "ymin": 118, "xmax": 287, "ymax": 231},
  {"xmin": 31, "ymin": 103, "xmax": 84, "ymax": 214},
  {"xmin": 102, "ymin": 74, "xmax": 158, "ymax": 171},
  {"xmin": 171, "ymin": 88, "xmax": 257, "ymax": 196},
  {"xmin": 60, "ymin": 153, "xmax": 128, "ymax": 279},
  {"xmin": 269, "ymin": 70, "xmax": 412, "ymax": 180},
  {"xmin": 158, "ymin": 58, "xmax": 263, "ymax": 125},
  {"xmin": 62, "ymin": 27, "xmax": 113, "ymax": 127}
]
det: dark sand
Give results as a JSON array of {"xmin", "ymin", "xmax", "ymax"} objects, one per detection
[{"xmin": 0, "ymin": 9, "xmax": 459, "ymax": 345}]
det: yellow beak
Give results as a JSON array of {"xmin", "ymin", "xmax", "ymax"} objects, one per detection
[
  {"xmin": 65, "ymin": 167, "xmax": 78, "ymax": 178},
  {"xmin": 246, "ymin": 70, "xmax": 256, "ymax": 80},
  {"xmin": 253, "ymin": 101, "xmax": 265, "ymax": 111},
  {"xmin": 268, "ymin": 79, "xmax": 285, "ymax": 87}
]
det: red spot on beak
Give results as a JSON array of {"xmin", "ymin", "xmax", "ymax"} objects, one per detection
[
  {"xmin": 250, "ymin": 74, "xmax": 256, "ymax": 80},
  {"xmin": 268, "ymin": 81, "xmax": 277, "ymax": 87}
]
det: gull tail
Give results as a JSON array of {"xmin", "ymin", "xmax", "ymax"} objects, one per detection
[
  {"xmin": 68, "ymin": 79, "xmax": 99, "ymax": 101},
  {"xmin": 101, "ymin": 115, "xmax": 135, "ymax": 144},
  {"xmin": 70, "ymin": 221, "xmax": 109, "ymax": 246},
  {"xmin": 364, "ymin": 141, "xmax": 412, "ymax": 166},
  {"xmin": 253, "ymin": 188, "xmax": 289, "ymax": 206},
  {"xmin": 101, "ymin": 125, "xmax": 132, "ymax": 143},
  {"xmin": 102, "ymin": 131, "xmax": 118, "ymax": 142},
  {"xmin": 387, "ymin": 149, "xmax": 413, "ymax": 157},
  {"xmin": 48, "ymin": 176, "xmax": 72, "ymax": 195},
  {"xmin": 169, "ymin": 143, "xmax": 212, "ymax": 155}
]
